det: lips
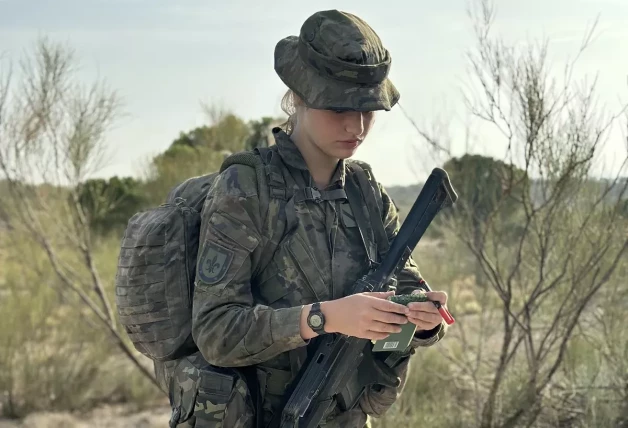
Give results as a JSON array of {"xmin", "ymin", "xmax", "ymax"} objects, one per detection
[{"xmin": 339, "ymin": 140, "xmax": 360, "ymax": 147}]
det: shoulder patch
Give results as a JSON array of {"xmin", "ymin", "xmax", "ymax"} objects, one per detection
[{"xmin": 197, "ymin": 241, "xmax": 234, "ymax": 285}]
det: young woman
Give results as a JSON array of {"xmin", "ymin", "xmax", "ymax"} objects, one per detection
[{"xmin": 171, "ymin": 9, "xmax": 450, "ymax": 428}]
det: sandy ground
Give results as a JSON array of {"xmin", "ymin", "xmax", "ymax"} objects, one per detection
[{"xmin": 0, "ymin": 403, "xmax": 172, "ymax": 428}]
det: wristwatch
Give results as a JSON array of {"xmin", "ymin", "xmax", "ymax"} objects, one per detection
[{"xmin": 307, "ymin": 302, "xmax": 326, "ymax": 334}]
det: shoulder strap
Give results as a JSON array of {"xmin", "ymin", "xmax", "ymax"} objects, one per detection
[
  {"xmin": 347, "ymin": 160, "xmax": 384, "ymax": 213},
  {"xmin": 346, "ymin": 161, "xmax": 390, "ymax": 262},
  {"xmin": 217, "ymin": 152, "xmax": 389, "ymax": 269},
  {"xmin": 256, "ymin": 146, "xmax": 289, "ymax": 202},
  {"xmin": 212, "ymin": 147, "xmax": 283, "ymax": 282},
  {"xmin": 344, "ymin": 174, "xmax": 378, "ymax": 269},
  {"xmin": 219, "ymin": 149, "xmax": 270, "ymax": 225},
  {"xmin": 256, "ymin": 146, "xmax": 347, "ymax": 234}
]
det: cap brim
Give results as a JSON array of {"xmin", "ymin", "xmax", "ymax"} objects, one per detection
[{"xmin": 274, "ymin": 36, "xmax": 400, "ymax": 112}]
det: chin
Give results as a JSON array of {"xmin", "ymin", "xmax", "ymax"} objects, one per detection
[
  {"xmin": 332, "ymin": 146, "xmax": 360, "ymax": 159},
  {"xmin": 333, "ymin": 151, "xmax": 356, "ymax": 160}
]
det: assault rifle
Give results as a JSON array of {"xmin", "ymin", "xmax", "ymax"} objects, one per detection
[{"xmin": 268, "ymin": 167, "xmax": 459, "ymax": 428}]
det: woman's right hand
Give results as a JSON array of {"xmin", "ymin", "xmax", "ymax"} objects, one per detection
[{"xmin": 321, "ymin": 291, "xmax": 410, "ymax": 340}]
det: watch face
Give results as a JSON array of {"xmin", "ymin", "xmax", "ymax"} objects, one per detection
[{"xmin": 310, "ymin": 314, "xmax": 322, "ymax": 328}]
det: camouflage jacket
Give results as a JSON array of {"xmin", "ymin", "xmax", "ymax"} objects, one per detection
[{"xmin": 190, "ymin": 128, "xmax": 447, "ymax": 427}]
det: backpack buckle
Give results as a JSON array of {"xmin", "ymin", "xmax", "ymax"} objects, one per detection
[{"xmin": 307, "ymin": 187, "xmax": 322, "ymax": 203}]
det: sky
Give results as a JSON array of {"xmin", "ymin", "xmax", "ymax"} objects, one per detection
[{"xmin": 1, "ymin": 0, "xmax": 627, "ymax": 187}]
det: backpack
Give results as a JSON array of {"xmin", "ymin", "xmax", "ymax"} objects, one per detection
[{"xmin": 114, "ymin": 145, "xmax": 385, "ymax": 362}]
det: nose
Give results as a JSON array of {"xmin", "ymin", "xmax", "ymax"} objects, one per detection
[{"xmin": 345, "ymin": 112, "xmax": 365, "ymax": 137}]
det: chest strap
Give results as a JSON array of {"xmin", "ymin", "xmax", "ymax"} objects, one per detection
[
  {"xmin": 293, "ymin": 187, "xmax": 347, "ymax": 203},
  {"xmin": 284, "ymin": 187, "xmax": 347, "ymax": 236}
]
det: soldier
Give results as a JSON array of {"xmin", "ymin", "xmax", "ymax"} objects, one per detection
[{"xmin": 169, "ymin": 9, "xmax": 451, "ymax": 428}]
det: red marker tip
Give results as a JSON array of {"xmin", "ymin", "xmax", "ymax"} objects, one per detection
[{"xmin": 436, "ymin": 304, "xmax": 455, "ymax": 325}]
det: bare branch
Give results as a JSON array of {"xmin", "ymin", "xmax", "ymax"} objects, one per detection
[
  {"xmin": 0, "ymin": 37, "xmax": 159, "ymax": 390},
  {"xmin": 403, "ymin": 1, "xmax": 628, "ymax": 426}
]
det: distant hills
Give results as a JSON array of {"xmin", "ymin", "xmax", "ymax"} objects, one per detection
[{"xmin": 385, "ymin": 177, "xmax": 628, "ymax": 221}]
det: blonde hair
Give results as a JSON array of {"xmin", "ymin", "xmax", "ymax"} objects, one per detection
[{"xmin": 280, "ymin": 89, "xmax": 302, "ymax": 134}]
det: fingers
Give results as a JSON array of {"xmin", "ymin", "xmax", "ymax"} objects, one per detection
[
  {"xmin": 410, "ymin": 290, "xmax": 448, "ymax": 305},
  {"xmin": 406, "ymin": 290, "xmax": 448, "ymax": 312},
  {"xmin": 371, "ymin": 308, "xmax": 409, "ymax": 325},
  {"xmin": 369, "ymin": 320, "xmax": 403, "ymax": 334},
  {"xmin": 370, "ymin": 297, "xmax": 410, "ymax": 315},
  {"xmin": 407, "ymin": 310, "xmax": 442, "ymax": 326},
  {"xmin": 356, "ymin": 303, "xmax": 407, "ymax": 335},
  {"xmin": 362, "ymin": 291, "xmax": 395, "ymax": 299},
  {"xmin": 407, "ymin": 318, "xmax": 440, "ymax": 330},
  {"xmin": 406, "ymin": 291, "xmax": 444, "ymax": 330},
  {"xmin": 407, "ymin": 301, "xmax": 438, "ymax": 312},
  {"xmin": 364, "ymin": 321, "xmax": 404, "ymax": 341},
  {"xmin": 425, "ymin": 291, "xmax": 448, "ymax": 305},
  {"xmin": 349, "ymin": 290, "xmax": 449, "ymax": 340}
]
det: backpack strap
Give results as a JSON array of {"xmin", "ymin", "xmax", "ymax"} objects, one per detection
[
  {"xmin": 217, "ymin": 151, "xmax": 388, "ymax": 281},
  {"xmin": 346, "ymin": 161, "xmax": 390, "ymax": 260},
  {"xmin": 255, "ymin": 146, "xmax": 285, "ymax": 199},
  {"xmin": 344, "ymin": 173, "xmax": 379, "ymax": 270},
  {"xmin": 349, "ymin": 160, "xmax": 384, "ymax": 215},
  {"xmin": 255, "ymin": 145, "xmax": 299, "ymax": 236},
  {"xmin": 256, "ymin": 146, "xmax": 348, "ymax": 234},
  {"xmin": 255, "ymin": 151, "xmax": 386, "ymax": 270}
]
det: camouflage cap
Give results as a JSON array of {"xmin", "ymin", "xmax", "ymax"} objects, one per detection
[{"xmin": 274, "ymin": 9, "xmax": 400, "ymax": 112}]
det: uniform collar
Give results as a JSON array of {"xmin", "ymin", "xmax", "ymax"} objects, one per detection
[{"xmin": 271, "ymin": 127, "xmax": 346, "ymax": 188}]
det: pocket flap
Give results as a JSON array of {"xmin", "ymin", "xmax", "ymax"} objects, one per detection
[
  {"xmin": 208, "ymin": 211, "xmax": 260, "ymax": 253},
  {"xmin": 198, "ymin": 369, "xmax": 235, "ymax": 395}
]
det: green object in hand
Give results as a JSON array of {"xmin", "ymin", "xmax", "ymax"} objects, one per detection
[
  {"xmin": 388, "ymin": 293, "xmax": 428, "ymax": 306},
  {"xmin": 373, "ymin": 293, "xmax": 427, "ymax": 352}
]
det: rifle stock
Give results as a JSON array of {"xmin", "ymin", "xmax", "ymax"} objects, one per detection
[{"xmin": 270, "ymin": 167, "xmax": 458, "ymax": 428}]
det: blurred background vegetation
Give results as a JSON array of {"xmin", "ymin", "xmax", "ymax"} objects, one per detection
[{"xmin": 0, "ymin": 1, "xmax": 627, "ymax": 427}]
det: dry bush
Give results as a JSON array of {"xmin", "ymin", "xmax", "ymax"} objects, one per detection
[
  {"xmin": 403, "ymin": 1, "xmax": 628, "ymax": 427},
  {"xmin": 0, "ymin": 232, "xmax": 162, "ymax": 419},
  {"xmin": 0, "ymin": 37, "xmax": 160, "ymax": 395}
]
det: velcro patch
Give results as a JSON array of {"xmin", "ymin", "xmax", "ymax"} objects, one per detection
[{"xmin": 197, "ymin": 241, "xmax": 234, "ymax": 285}]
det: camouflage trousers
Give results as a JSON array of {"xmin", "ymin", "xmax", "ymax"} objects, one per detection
[
  {"xmin": 155, "ymin": 353, "xmax": 373, "ymax": 428},
  {"xmin": 172, "ymin": 378, "xmax": 253, "ymax": 428},
  {"xmin": 174, "ymin": 410, "xmax": 371, "ymax": 428},
  {"xmin": 155, "ymin": 352, "xmax": 255, "ymax": 428}
]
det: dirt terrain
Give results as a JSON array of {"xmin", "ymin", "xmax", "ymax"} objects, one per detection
[{"xmin": 0, "ymin": 403, "xmax": 172, "ymax": 428}]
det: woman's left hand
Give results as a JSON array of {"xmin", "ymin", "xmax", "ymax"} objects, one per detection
[{"xmin": 406, "ymin": 289, "xmax": 448, "ymax": 331}]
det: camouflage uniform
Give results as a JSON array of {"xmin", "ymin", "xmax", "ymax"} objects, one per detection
[
  {"xmin": 187, "ymin": 130, "xmax": 446, "ymax": 428},
  {"xmin": 166, "ymin": 9, "xmax": 447, "ymax": 428}
]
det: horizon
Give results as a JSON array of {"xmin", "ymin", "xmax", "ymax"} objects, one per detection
[{"xmin": 1, "ymin": 0, "xmax": 627, "ymax": 187}]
